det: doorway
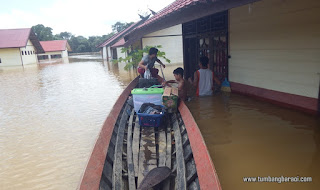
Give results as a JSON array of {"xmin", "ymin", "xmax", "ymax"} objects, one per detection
[{"xmin": 183, "ymin": 11, "xmax": 229, "ymax": 82}]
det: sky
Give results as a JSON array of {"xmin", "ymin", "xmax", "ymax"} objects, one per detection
[{"xmin": 0, "ymin": 0, "xmax": 176, "ymax": 37}]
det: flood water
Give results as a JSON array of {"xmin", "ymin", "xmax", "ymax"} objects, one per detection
[
  {"xmin": 186, "ymin": 95, "xmax": 320, "ymax": 190},
  {"xmin": 0, "ymin": 55, "xmax": 178, "ymax": 190},
  {"xmin": 0, "ymin": 54, "xmax": 319, "ymax": 189}
]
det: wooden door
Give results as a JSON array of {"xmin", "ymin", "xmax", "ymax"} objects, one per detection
[
  {"xmin": 112, "ymin": 48, "xmax": 118, "ymax": 60},
  {"xmin": 212, "ymin": 31, "xmax": 228, "ymax": 82},
  {"xmin": 183, "ymin": 37, "xmax": 198, "ymax": 80}
]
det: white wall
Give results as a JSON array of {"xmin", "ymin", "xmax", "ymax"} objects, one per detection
[
  {"xmin": 116, "ymin": 47, "xmax": 126, "ymax": 60},
  {"xmin": 20, "ymin": 40, "xmax": 37, "ymax": 65},
  {"xmin": 102, "ymin": 46, "xmax": 107, "ymax": 59},
  {"xmin": 62, "ymin": 49, "xmax": 68, "ymax": 58},
  {"xmin": 142, "ymin": 24, "xmax": 183, "ymax": 65},
  {"xmin": 0, "ymin": 48, "xmax": 22, "ymax": 66},
  {"xmin": 107, "ymin": 46, "xmax": 112, "ymax": 61},
  {"xmin": 229, "ymin": 0, "xmax": 320, "ymax": 98}
]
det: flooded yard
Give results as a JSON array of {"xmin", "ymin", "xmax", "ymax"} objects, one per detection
[
  {"xmin": 0, "ymin": 54, "xmax": 319, "ymax": 189},
  {"xmin": 187, "ymin": 94, "xmax": 320, "ymax": 190}
]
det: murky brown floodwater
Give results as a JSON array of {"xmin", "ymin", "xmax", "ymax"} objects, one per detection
[
  {"xmin": 186, "ymin": 94, "xmax": 320, "ymax": 190},
  {"xmin": 0, "ymin": 55, "xmax": 179, "ymax": 190},
  {"xmin": 1, "ymin": 55, "xmax": 319, "ymax": 190}
]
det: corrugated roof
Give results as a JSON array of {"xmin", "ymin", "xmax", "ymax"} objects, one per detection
[
  {"xmin": 124, "ymin": 0, "xmax": 260, "ymax": 46},
  {"xmin": 136, "ymin": 0, "xmax": 200, "ymax": 30},
  {"xmin": 97, "ymin": 16, "xmax": 149, "ymax": 48},
  {"xmin": 111, "ymin": 38, "xmax": 125, "ymax": 48},
  {"xmin": 0, "ymin": 28, "xmax": 44, "ymax": 53},
  {"xmin": 40, "ymin": 40, "xmax": 71, "ymax": 52},
  {"xmin": 0, "ymin": 28, "xmax": 31, "ymax": 48}
]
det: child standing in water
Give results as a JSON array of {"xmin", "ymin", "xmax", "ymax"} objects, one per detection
[
  {"xmin": 162, "ymin": 67, "xmax": 187, "ymax": 101},
  {"xmin": 188, "ymin": 56, "xmax": 221, "ymax": 96}
]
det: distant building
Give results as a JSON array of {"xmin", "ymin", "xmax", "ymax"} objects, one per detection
[
  {"xmin": 97, "ymin": 17, "xmax": 149, "ymax": 62},
  {"xmin": 38, "ymin": 40, "xmax": 72, "ymax": 61},
  {"xmin": 0, "ymin": 28, "xmax": 44, "ymax": 66}
]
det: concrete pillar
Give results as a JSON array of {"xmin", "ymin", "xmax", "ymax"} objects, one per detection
[{"xmin": 102, "ymin": 46, "xmax": 107, "ymax": 59}]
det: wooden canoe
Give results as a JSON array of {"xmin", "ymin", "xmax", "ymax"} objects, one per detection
[{"xmin": 78, "ymin": 77, "xmax": 221, "ymax": 190}]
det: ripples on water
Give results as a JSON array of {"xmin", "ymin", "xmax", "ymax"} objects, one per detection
[{"xmin": 0, "ymin": 55, "xmax": 136, "ymax": 190}]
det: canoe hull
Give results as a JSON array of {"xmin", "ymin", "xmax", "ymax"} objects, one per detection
[{"xmin": 78, "ymin": 77, "xmax": 221, "ymax": 190}]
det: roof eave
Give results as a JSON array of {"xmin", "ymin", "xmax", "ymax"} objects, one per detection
[
  {"xmin": 124, "ymin": 0, "xmax": 262, "ymax": 47},
  {"xmin": 98, "ymin": 16, "xmax": 150, "ymax": 48},
  {"xmin": 29, "ymin": 30, "xmax": 45, "ymax": 53}
]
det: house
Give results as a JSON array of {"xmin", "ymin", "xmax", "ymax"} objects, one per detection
[
  {"xmin": 97, "ymin": 16, "xmax": 149, "ymax": 61},
  {"xmin": 38, "ymin": 40, "xmax": 72, "ymax": 60},
  {"xmin": 0, "ymin": 28, "xmax": 44, "ymax": 66},
  {"xmin": 124, "ymin": 0, "xmax": 320, "ymax": 115},
  {"xmin": 140, "ymin": 24, "xmax": 183, "ymax": 65}
]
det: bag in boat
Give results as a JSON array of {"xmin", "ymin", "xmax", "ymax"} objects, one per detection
[{"xmin": 144, "ymin": 69, "xmax": 151, "ymax": 79}]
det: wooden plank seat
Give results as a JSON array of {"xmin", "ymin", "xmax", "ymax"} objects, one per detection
[{"xmin": 99, "ymin": 100, "xmax": 201, "ymax": 190}]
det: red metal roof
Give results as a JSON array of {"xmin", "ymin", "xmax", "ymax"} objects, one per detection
[
  {"xmin": 111, "ymin": 38, "xmax": 125, "ymax": 48},
  {"xmin": 124, "ymin": 0, "xmax": 260, "ymax": 46},
  {"xmin": 123, "ymin": 0, "xmax": 208, "ymax": 46},
  {"xmin": 0, "ymin": 28, "xmax": 31, "ymax": 48},
  {"xmin": 136, "ymin": 0, "xmax": 200, "ymax": 30},
  {"xmin": 40, "ymin": 40, "xmax": 69, "ymax": 52}
]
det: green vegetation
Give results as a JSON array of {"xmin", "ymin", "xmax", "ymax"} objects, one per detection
[
  {"xmin": 115, "ymin": 45, "xmax": 171, "ymax": 70},
  {"xmin": 32, "ymin": 22, "xmax": 133, "ymax": 53},
  {"xmin": 112, "ymin": 22, "xmax": 134, "ymax": 33}
]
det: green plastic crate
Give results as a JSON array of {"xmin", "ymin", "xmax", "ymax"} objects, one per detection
[
  {"xmin": 131, "ymin": 87, "xmax": 164, "ymax": 113},
  {"xmin": 131, "ymin": 88, "xmax": 164, "ymax": 95}
]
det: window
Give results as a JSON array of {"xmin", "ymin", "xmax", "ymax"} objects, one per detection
[
  {"xmin": 28, "ymin": 51, "xmax": 30, "ymax": 55},
  {"xmin": 25, "ymin": 51, "xmax": 27, "ymax": 55},
  {"xmin": 112, "ymin": 48, "xmax": 118, "ymax": 59},
  {"xmin": 22, "ymin": 51, "xmax": 24, "ymax": 55},
  {"xmin": 51, "ymin": 54, "xmax": 62, "ymax": 59},
  {"xmin": 33, "ymin": 51, "xmax": 35, "ymax": 54},
  {"xmin": 0, "ymin": 58, "xmax": 1, "ymax": 63},
  {"xmin": 37, "ymin": 55, "xmax": 49, "ymax": 60}
]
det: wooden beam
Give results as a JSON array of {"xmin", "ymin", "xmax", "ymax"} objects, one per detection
[
  {"xmin": 137, "ymin": 127, "xmax": 157, "ymax": 186},
  {"xmin": 166, "ymin": 117, "xmax": 172, "ymax": 169},
  {"xmin": 163, "ymin": 116, "xmax": 172, "ymax": 190},
  {"xmin": 127, "ymin": 110, "xmax": 136, "ymax": 190},
  {"xmin": 158, "ymin": 125, "xmax": 167, "ymax": 167},
  {"xmin": 112, "ymin": 104, "xmax": 131, "ymax": 190},
  {"xmin": 172, "ymin": 113, "xmax": 187, "ymax": 190},
  {"xmin": 132, "ymin": 117, "xmax": 141, "ymax": 177}
]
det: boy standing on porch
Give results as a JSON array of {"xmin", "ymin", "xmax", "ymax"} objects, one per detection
[{"xmin": 188, "ymin": 56, "xmax": 221, "ymax": 96}]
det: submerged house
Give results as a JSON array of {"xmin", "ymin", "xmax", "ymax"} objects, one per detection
[
  {"xmin": 0, "ymin": 28, "xmax": 44, "ymax": 66},
  {"xmin": 98, "ymin": 17, "xmax": 149, "ymax": 61},
  {"xmin": 38, "ymin": 40, "xmax": 72, "ymax": 60},
  {"xmin": 124, "ymin": 0, "xmax": 320, "ymax": 114}
]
